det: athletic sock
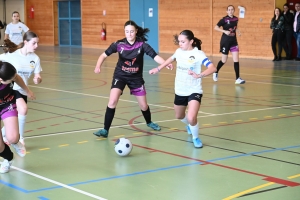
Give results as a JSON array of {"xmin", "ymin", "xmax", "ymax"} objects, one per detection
[
  {"xmin": 181, "ymin": 115, "xmax": 188, "ymax": 125},
  {"xmin": 104, "ymin": 107, "xmax": 115, "ymax": 131},
  {"xmin": 0, "ymin": 143, "xmax": 13, "ymax": 161},
  {"xmin": 234, "ymin": 62, "xmax": 240, "ymax": 79},
  {"xmin": 188, "ymin": 123, "xmax": 199, "ymax": 139},
  {"xmin": 18, "ymin": 114, "xmax": 26, "ymax": 139},
  {"xmin": 141, "ymin": 106, "xmax": 151, "ymax": 124},
  {"xmin": 216, "ymin": 60, "xmax": 225, "ymax": 73}
]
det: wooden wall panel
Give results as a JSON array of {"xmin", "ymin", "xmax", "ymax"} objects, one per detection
[{"xmin": 23, "ymin": 0, "xmax": 278, "ymax": 59}]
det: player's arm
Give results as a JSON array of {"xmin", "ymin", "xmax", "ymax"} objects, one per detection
[
  {"xmin": 14, "ymin": 74, "xmax": 35, "ymax": 100},
  {"xmin": 94, "ymin": 52, "xmax": 108, "ymax": 74},
  {"xmin": 4, "ymin": 34, "xmax": 9, "ymax": 40},
  {"xmin": 188, "ymin": 63, "xmax": 216, "ymax": 79},
  {"xmin": 149, "ymin": 56, "xmax": 174, "ymax": 74},
  {"xmin": 33, "ymin": 73, "xmax": 42, "ymax": 84},
  {"xmin": 214, "ymin": 25, "xmax": 230, "ymax": 35}
]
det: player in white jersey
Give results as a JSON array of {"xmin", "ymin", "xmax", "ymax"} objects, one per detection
[
  {"xmin": 149, "ymin": 30, "xmax": 216, "ymax": 148},
  {"xmin": 4, "ymin": 11, "xmax": 29, "ymax": 45},
  {"xmin": 0, "ymin": 31, "xmax": 42, "ymax": 147}
]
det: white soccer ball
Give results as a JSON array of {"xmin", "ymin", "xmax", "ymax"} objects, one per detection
[{"xmin": 114, "ymin": 138, "xmax": 133, "ymax": 156}]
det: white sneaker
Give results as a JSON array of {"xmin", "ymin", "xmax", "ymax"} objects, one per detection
[
  {"xmin": 0, "ymin": 159, "xmax": 13, "ymax": 173},
  {"xmin": 213, "ymin": 73, "xmax": 218, "ymax": 82},
  {"xmin": 19, "ymin": 137, "xmax": 25, "ymax": 146},
  {"xmin": 11, "ymin": 142, "xmax": 26, "ymax": 157},
  {"xmin": 235, "ymin": 77, "xmax": 245, "ymax": 84}
]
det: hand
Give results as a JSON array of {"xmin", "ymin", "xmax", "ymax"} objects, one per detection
[
  {"xmin": 94, "ymin": 66, "xmax": 101, "ymax": 73},
  {"xmin": 223, "ymin": 30, "xmax": 231, "ymax": 35},
  {"xmin": 166, "ymin": 63, "xmax": 173, "ymax": 70},
  {"xmin": 27, "ymin": 89, "xmax": 36, "ymax": 100},
  {"xmin": 33, "ymin": 77, "xmax": 42, "ymax": 84},
  {"xmin": 188, "ymin": 70, "xmax": 202, "ymax": 78},
  {"xmin": 149, "ymin": 68, "xmax": 159, "ymax": 75}
]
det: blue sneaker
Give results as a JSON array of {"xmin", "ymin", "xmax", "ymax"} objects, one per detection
[
  {"xmin": 93, "ymin": 129, "xmax": 108, "ymax": 138},
  {"xmin": 192, "ymin": 138, "xmax": 203, "ymax": 148},
  {"xmin": 186, "ymin": 125, "xmax": 192, "ymax": 135},
  {"xmin": 147, "ymin": 122, "xmax": 161, "ymax": 131}
]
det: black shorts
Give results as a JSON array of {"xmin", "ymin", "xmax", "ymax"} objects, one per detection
[
  {"xmin": 220, "ymin": 38, "xmax": 238, "ymax": 55},
  {"xmin": 15, "ymin": 91, "xmax": 28, "ymax": 103},
  {"xmin": 111, "ymin": 77, "xmax": 146, "ymax": 96},
  {"xmin": 174, "ymin": 93, "xmax": 202, "ymax": 106}
]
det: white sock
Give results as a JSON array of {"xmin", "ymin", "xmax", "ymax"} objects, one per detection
[
  {"xmin": 1, "ymin": 126, "xmax": 5, "ymax": 137},
  {"xmin": 188, "ymin": 123, "xmax": 199, "ymax": 139},
  {"xmin": 18, "ymin": 114, "xmax": 27, "ymax": 139},
  {"xmin": 180, "ymin": 115, "xmax": 188, "ymax": 125}
]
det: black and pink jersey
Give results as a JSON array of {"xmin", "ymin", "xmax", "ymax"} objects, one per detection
[
  {"xmin": 0, "ymin": 82, "xmax": 15, "ymax": 106},
  {"xmin": 105, "ymin": 37, "xmax": 157, "ymax": 80},
  {"xmin": 217, "ymin": 15, "xmax": 238, "ymax": 42}
]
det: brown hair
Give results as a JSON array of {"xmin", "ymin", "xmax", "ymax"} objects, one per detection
[{"xmin": 3, "ymin": 31, "xmax": 39, "ymax": 53}]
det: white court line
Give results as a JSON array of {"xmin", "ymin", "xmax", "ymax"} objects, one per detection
[
  {"xmin": 29, "ymin": 85, "xmax": 213, "ymax": 115},
  {"xmin": 1, "ymin": 165, "xmax": 107, "ymax": 200},
  {"xmin": 25, "ymin": 104, "xmax": 299, "ymax": 140}
]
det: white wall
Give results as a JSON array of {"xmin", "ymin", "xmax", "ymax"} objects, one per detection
[{"xmin": 0, "ymin": 0, "xmax": 24, "ymax": 42}]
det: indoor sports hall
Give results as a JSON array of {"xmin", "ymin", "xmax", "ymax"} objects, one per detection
[{"xmin": 0, "ymin": 0, "xmax": 300, "ymax": 200}]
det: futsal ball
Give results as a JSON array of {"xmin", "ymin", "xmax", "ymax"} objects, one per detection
[{"xmin": 114, "ymin": 138, "xmax": 133, "ymax": 156}]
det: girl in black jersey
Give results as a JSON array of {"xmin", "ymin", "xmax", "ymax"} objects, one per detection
[
  {"xmin": 93, "ymin": 20, "xmax": 170, "ymax": 138},
  {"xmin": 214, "ymin": 5, "xmax": 245, "ymax": 84},
  {"xmin": 0, "ymin": 61, "xmax": 35, "ymax": 173}
]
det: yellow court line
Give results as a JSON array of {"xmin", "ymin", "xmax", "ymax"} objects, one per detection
[
  {"xmin": 133, "ymin": 132, "xmax": 143, "ymax": 134},
  {"xmin": 77, "ymin": 141, "xmax": 88, "ymax": 144},
  {"xmin": 39, "ymin": 148, "xmax": 50, "ymax": 151},
  {"xmin": 278, "ymin": 114, "xmax": 286, "ymax": 117},
  {"xmin": 292, "ymin": 112, "xmax": 299, "ymax": 115},
  {"xmin": 249, "ymin": 118, "xmax": 258, "ymax": 120},
  {"xmin": 264, "ymin": 116, "xmax": 272, "ymax": 118},
  {"xmin": 288, "ymin": 174, "xmax": 300, "ymax": 179},
  {"xmin": 223, "ymin": 182, "xmax": 275, "ymax": 200},
  {"xmin": 202, "ymin": 124, "xmax": 212, "ymax": 126},
  {"xmin": 59, "ymin": 144, "xmax": 69, "ymax": 147},
  {"xmin": 223, "ymin": 173, "xmax": 300, "ymax": 200},
  {"xmin": 96, "ymin": 138, "xmax": 107, "ymax": 140},
  {"xmin": 114, "ymin": 135, "xmax": 125, "ymax": 138},
  {"xmin": 219, "ymin": 122, "xmax": 228, "ymax": 124},
  {"xmin": 234, "ymin": 120, "xmax": 243, "ymax": 122},
  {"xmin": 169, "ymin": 128, "xmax": 179, "ymax": 130}
]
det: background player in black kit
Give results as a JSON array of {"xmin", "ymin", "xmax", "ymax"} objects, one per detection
[
  {"xmin": 93, "ymin": 20, "xmax": 171, "ymax": 138},
  {"xmin": 214, "ymin": 5, "xmax": 245, "ymax": 84}
]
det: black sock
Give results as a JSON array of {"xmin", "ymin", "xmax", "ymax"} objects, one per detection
[
  {"xmin": 141, "ymin": 106, "xmax": 151, "ymax": 124},
  {"xmin": 104, "ymin": 107, "xmax": 115, "ymax": 131},
  {"xmin": 0, "ymin": 143, "xmax": 13, "ymax": 161},
  {"xmin": 234, "ymin": 62, "xmax": 240, "ymax": 79},
  {"xmin": 216, "ymin": 60, "xmax": 225, "ymax": 73}
]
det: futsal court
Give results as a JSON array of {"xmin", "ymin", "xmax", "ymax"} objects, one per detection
[{"xmin": 0, "ymin": 46, "xmax": 299, "ymax": 200}]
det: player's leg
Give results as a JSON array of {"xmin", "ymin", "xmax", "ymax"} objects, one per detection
[
  {"xmin": 93, "ymin": 78, "xmax": 124, "ymax": 137},
  {"xmin": 16, "ymin": 95, "xmax": 28, "ymax": 145},
  {"xmin": 173, "ymin": 94, "xmax": 190, "ymax": 134},
  {"xmin": 186, "ymin": 94, "xmax": 202, "ymax": 148},
  {"xmin": 231, "ymin": 47, "xmax": 245, "ymax": 84},
  {"xmin": 133, "ymin": 85, "xmax": 160, "ymax": 131},
  {"xmin": 213, "ymin": 42, "xmax": 229, "ymax": 82}
]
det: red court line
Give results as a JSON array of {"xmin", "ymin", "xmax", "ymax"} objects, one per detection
[
  {"xmin": 133, "ymin": 144, "xmax": 300, "ymax": 187},
  {"xmin": 128, "ymin": 115, "xmax": 300, "ymax": 187},
  {"xmin": 263, "ymin": 177, "xmax": 300, "ymax": 187}
]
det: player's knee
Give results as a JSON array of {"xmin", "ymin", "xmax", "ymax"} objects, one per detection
[
  {"xmin": 6, "ymin": 133, "xmax": 20, "ymax": 144},
  {"xmin": 187, "ymin": 117, "xmax": 197, "ymax": 125}
]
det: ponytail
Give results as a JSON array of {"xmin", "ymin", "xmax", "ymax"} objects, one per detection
[{"xmin": 173, "ymin": 30, "xmax": 202, "ymax": 50}]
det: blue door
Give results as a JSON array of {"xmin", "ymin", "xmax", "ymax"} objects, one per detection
[
  {"xmin": 58, "ymin": 1, "xmax": 81, "ymax": 46},
  {"xmin": 130, "ymin": 0, "xmax": 159, "ymax": 52}
]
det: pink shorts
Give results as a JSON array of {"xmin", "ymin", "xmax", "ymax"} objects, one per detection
[
  {"xmin": 0, "ymin": 103, "xmax": 18, "ymax": 120},
  {"xmin": 230, "ymin": 45, "xmax": 239, "ymax": 52},
  {"xmin": 130, "ymin": 85, "xmax": 146, "ymax": 96}
]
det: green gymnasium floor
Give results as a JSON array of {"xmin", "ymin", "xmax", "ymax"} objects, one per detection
[{"xmin": 0, "ymin": 46, "xmax": 299, "ymax": 200}]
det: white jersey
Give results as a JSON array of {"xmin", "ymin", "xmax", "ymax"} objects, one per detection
[
  {"xmin": 5, "ymin": 22, "xmax": 29, "ymax": 45},
  {"xmin": 0, "ymin": 49, "xmax": 42, "ymax": 95},
  {"xmin": 171, "ymin": 47, "xmax": 211, "ymax": 96}
]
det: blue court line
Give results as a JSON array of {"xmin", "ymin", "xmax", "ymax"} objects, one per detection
[{"xmin": 2, "ymin": 144, "xmax": 300, "ymax": 193}]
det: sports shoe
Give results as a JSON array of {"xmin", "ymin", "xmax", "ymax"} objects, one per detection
[
  {"xmin": 235, "ymin": 77, "xmax": 245, "ymax": 84},
  {"xmin": 19, "ymin": 137, "xmax": 25, "ymax": 146},
  {"xmin": 93, "ymin": 129, "xmax": 108, "ymax": 138},
  {"xmin": 3, "ymin": 135, "xmax": 10, "ymax": 146},
  {"xmin": 186, "ymin": 125, "xmax": 192, "ymax": 135},
  {"xmin": 0, "ymin": 159, "xmax": 13, "ymax": 173},
  {"xmin": 192, "ymin": 138, "xmax": 203, "ymax": 148},
  {"xmin": 11, "ymin": 142, "xmax": 26, "ymax": 157},
  {"xmin": 147, "ymin": 122, "xmax": 161, "ymax": 131},
  {"xmin": 213, "ymin": 73, "xmax": 218, "ymax": 82}
]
